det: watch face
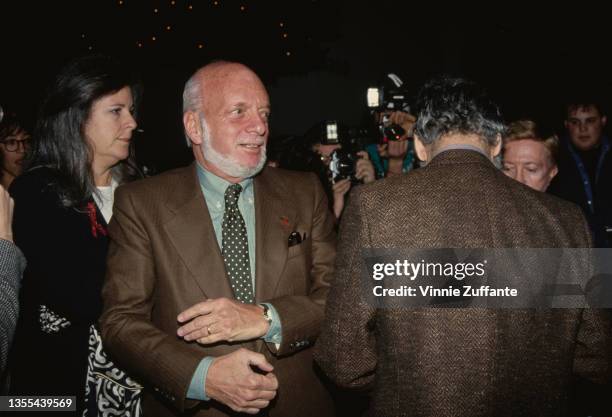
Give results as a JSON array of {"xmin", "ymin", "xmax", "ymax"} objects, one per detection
[{"xmin": 260, "ymin": 304, "xmax": 272, "ymax": 323}]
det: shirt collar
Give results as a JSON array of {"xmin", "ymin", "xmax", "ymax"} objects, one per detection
[
  {"xmin": 432, "ymin": 143, "xmax": 490, "ymax": 160},
  {"xmin": 196, "ymin": 161, "xmax": 253, "ymax": 204}
]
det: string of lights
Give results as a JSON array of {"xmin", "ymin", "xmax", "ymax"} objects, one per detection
[{"xmin": 76, "ymin": 0, "xmax": 310, "ymax": 61}]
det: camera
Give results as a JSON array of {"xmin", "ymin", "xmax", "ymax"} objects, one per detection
[
  {"xmin": 367, "ymin": 73, "xmax": 413, "ymax": 143},
  {"xmin": 302, "ymin": 120, "xmax": 374, "ymax": 184},
  {"xmin": 329, "ymin": 148, "xmax": 358, "ymax": 184},
  {"xmin": 328, "ymin": 126, "xmax": 372, "ymax": 184}
]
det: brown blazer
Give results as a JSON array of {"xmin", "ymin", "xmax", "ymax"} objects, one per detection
[
  {"xmin": 100, "ymin": 164, "xmax": 336, "ymax": 417},
  {"xmin": 314, "ymin": 150, "xmax": 611, "ymax": 417}
]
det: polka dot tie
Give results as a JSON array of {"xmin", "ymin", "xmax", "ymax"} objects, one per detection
[{"xmin": 221, "ymin": 184, "xmax": 254, "ymax": 304}]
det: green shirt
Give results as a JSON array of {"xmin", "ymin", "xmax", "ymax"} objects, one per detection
[{"xmin": 196, "ymin": 163, "xmax": 256, "ymax": 286}]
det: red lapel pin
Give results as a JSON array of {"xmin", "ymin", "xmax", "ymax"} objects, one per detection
[{"xmin": 280, "ymin": 216, "xmax": 290, "ymax": 230}]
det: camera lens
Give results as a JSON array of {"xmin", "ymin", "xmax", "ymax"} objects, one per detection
[{"xmin": 383, "ymin": 124, "xmax": 406, "ymax": 141}]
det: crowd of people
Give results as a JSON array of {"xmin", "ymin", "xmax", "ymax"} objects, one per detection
[{"xmin": 0, "ymin": 54, "xmax": 610, "ymax": 417}]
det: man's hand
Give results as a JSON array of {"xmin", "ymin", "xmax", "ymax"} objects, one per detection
[
  {"xmin": 177, "ymin": 298, "xmax": 269, "ymax": 344},
  {"xmin": 0, "ymin": 185, "xmax": 14, "ymax": 242},
  {"xmin": 332, "ymin": 179, "xmax": 351, "ymax": 219},
  {"xmin": 355, "ymin": 151, "xmax": 375, "ymax": 184},
  {"xmin": 206, "ymin": 348, "xmax": 278, "ymax": 414}
]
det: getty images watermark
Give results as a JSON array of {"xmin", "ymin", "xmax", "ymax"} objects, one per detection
[{"xmin": 360, "ymin": 249, "xmax": 612, "ymax": 308}]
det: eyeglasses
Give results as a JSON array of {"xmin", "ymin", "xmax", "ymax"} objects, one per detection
[{"xmin": 1, "ymin": 138, "xmax": 31, "ymax": 152}]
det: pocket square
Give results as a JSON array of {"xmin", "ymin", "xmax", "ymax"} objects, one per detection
[{"xmin": 288, "ymin": 231, "xmax": 307, "ymax": 247}]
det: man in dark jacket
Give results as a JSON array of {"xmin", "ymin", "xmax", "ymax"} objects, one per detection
[{"xmin": 548, "ymin": 100, "xmax": 612, "ymax": 247}]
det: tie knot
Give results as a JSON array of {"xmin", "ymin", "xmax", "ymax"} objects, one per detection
[{"xmin": 225, "ymin": 184, "xmax": 243, "ymax": 207}]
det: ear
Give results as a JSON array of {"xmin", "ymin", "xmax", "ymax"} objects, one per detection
[
  {"xmin": 542, "ymin": 164, "xmax": 558, "ymax": 191},
  {"xmin": 549, "ymin": 164, "xmax": 558, "ymax": 180},
  {"xmin": 564, "ymin": 120, "xmax": 569, "ymax": 130},
  {"xmin": 183, "ymin": 111, "xmax": 202, "ymax": 146},
  {"xmin": 490, "ymin": 134, "xmax": 502, "ymax": 158},
  {"xmin": 602, "ymin": 115, "xmax": 607, "ymax": 127},
  {"xmin": 414, "ymin": 135, "xmax": 429, "ymax": 162}
]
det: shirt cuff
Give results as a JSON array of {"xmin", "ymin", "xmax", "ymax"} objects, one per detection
[
  {"xmin": 187, "ymin": 356, "xmax": 215, "ymax": 401},
  {"xmin": 261, "ymin": 303, "xmax": 282, "ymax": 345}
]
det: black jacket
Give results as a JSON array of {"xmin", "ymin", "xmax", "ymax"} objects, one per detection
[
  {"xmin": 548, "ymin": 135, "xmax": 612, "ymax": 247},
  {"xmin": 8, "ymin": 167, "xmax": 109, "ymax": 413}
]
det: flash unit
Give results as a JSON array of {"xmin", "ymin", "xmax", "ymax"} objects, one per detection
[
  {"xmin": 325, "ymin": 121, "xmax": 339, "ymax": 143},
  {"xmin": 367, "ymin": 88, "xmax": 380, "ymax": 108}
]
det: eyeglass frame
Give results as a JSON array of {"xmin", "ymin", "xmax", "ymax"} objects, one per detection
[{"xmin": 0, "ymin": 137, "xmax": 31, "ymax": 152}]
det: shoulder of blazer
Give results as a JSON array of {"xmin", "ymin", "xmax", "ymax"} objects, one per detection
[
  {"xmin": 10, "ymin": 166, "xmax": 60, "ymax": 195},
  {"xmin": 495, "ymin": 168, "xmax": 587, "ymax": 224},
  {"xmin": 115, "ymin": 164, "xmax": 197, "ymax": 203},
  {"xmin": 256, "ymin": 167, "xmax": 318, "ymax": 195},
  {"xmin": 10, "ymin": 167, "xmax": 67, "ymax": 212}
]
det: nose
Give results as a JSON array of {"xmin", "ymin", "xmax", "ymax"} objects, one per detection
[
  {"xmin": 124, "ymin": 113, "xmax": 138, "ymax": 134},
  {"xmin": 515, "ymin": 168, "xmax": 525, "ymax": 184},
  {"xmin": 578, "ymin": 121, "xmax": 588, "ymax": 132},
  {"xmin": 246, "ymin": 112, "xmax": 268, "ymax": 137},
  {"xmin": 16, "ymin": 141, "xmax": 27, "ymax": 153}
]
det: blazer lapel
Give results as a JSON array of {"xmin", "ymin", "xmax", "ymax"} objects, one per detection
[
  {"xmin": 163, "ymin": 164, "xmax": 232, "ymax": 299},
  {"xmin": 254, "ymin": 170, "xmax": 295, "ymax": 302}
]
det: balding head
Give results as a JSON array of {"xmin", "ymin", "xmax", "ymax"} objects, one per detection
[
  {"xmin": 183, "ymin": 61, "xmax": 264, "ymax": 113},
  {"xmin": 182, "ymin": 61, "xmax": 270, "ymax": 182}
]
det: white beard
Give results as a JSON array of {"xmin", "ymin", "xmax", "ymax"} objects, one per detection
[{"xmin": 199, "ymin": 116, "xmax": 267, "ymax": 179}]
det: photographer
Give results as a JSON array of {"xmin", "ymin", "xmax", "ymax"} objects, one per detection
[
  {"xmin": 283, "ymin": 121, "xmax": 375, "ymax": 220},
  {"xmin": 365, "ymin": 73, "xmax": 417, "ymax": 177},
  {"xmin": 367, "ymin": 110, "xmax": 417, "ymax": 177}
]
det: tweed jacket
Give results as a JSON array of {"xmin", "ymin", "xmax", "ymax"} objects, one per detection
[
  {"xmin": 0, "ymin": 239, "xmax": 25, "ymax": 383},
  {"xmin": 100, "ymin": 164, "xmax": 336, "ymax": 417},
  {"xmin": 315, "ymin": 150, "xmax": 611, "ymax": 417}
]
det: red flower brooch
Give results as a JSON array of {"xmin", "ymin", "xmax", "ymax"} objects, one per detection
[
  {"xmin": 86, "ymin": 202, "xmax": 107, "ymax": 238},
  {"xmin": 280, "ymin": 215, "xmax": 291, "ymax": 232}
]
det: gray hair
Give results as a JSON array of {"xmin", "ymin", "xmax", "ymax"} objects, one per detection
[
  {"xmin": 183, "ymin": 72, "xmax": 202, "ymax": 114},
  {"xmin": 182, "ymin": 71, "xmax": 204, "ymax": 147},
  {"xmin": 414, "ymin": 76, "xmax": 505, "ymax": 147}
]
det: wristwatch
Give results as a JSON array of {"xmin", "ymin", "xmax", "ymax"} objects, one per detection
[{"xmin": 259, "ymin": 303, "xmax": 273, "ymax": 326}]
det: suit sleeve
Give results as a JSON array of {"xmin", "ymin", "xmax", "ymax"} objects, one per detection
[
  {"xmin": 313, "ymin": 186, "xmax": 377, "ymax": 389},
  {"xmin": 572, "ymin": 206, "xmax": 612, "ymax": 385},
  {"xmin": 264, "ymin": 174, "xmax": 336, "ymax": 356},
  {"xmin": 0, "ymin": 239, "xmax": 25, "ymax": 375},
  {"xmin": 99, "ymin": 187, "xmax": 204, "ymax": 412}
]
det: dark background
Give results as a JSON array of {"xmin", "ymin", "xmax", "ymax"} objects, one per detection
[{"xmin": 2, "ymin": 0, "xmax": 610, "ymax": 171}]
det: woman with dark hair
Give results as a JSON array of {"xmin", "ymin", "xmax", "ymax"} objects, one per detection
[
  {"xmin": 0, "ymin": 113, "xmax": 30, "ymax": 189},
  {"xmin": 8, "ymin": 54, "xmax": 143, "ymax": 415}
]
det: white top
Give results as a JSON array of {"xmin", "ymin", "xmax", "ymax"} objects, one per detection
[{"xmin": 93, "ymin": 178, "xmax": 118, "ymax": 224}]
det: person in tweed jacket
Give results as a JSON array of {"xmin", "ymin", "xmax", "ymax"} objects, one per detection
[{"xmin": 315, "ymin": 77, "xmax": 611, "ymax": 417}]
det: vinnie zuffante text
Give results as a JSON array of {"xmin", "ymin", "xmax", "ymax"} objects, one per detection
[{"xmin": 371, "ymin": 260, "xmax": 518, "ymax": 297}]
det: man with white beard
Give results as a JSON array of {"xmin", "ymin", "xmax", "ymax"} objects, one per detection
[{"xmin": 100, "ymin": 61, "xmax": 336, "ymax": 417}]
